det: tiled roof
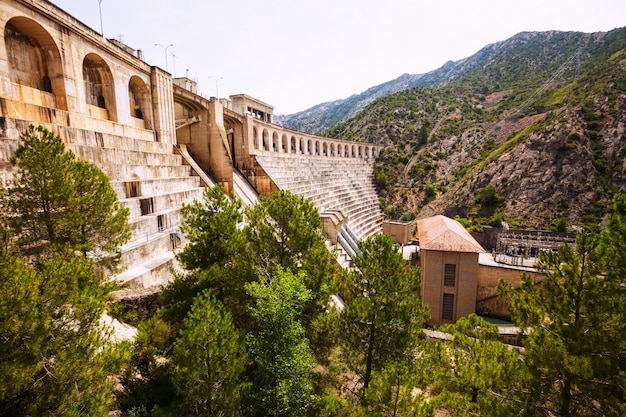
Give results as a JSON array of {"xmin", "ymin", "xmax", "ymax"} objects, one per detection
[{"xmin": 417, "ymin": 215, "xmax": 485, "ymax": 253}]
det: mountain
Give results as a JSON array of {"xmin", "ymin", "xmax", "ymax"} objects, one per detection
[
  {"xmin": 274, "ymin": 73, "xmax": 425, "ymax": 134},
  {"xmin": 276, "ymin": 30, "xmax": 601, "ymax": 135},
  {"xmin": 324, "ymin": 28, "xmax": 626, "ymax": 229}
]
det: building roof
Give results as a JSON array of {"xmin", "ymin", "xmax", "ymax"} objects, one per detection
[{"xmin": 417, "ymin": 215, "xmax": 485, "ymax": 253}]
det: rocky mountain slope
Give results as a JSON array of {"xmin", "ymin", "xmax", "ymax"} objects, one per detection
[
  {"xmin": 325, "ymin": 28, "xmax": 626, "ymax": 229},
  {"xmin": 274, "ymin": 73, "xmax": 425, "ymax": 134}
]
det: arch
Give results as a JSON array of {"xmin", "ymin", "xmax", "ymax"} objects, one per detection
[
  {"xmin": 358, "ymin": 145, "xmax": 363, "ymax": 158},
  {"xmin": 300, "ymin": 137, "xmax": 306, "ymax": 155},
  {"xmin": 281, "ymin": 133, "xmax": 289, "ymax": 153},
  {"xmin": 253, "ymin": 127, "xmax": 259, "ymax": 150},
  {"xmin": 4, "ymin": 17, "xmax": 67, "ymax": 110},
  {"xmin": 330, "ymin": 143, "xmax": 336, "ymax": 157},
  {"xmin": 129, "ymin": 76, "xmax": 152, "ymax": 129},
  {"xmin": 290, "ymin": 136, "xmax": 297, "ymax": 154},
  {"xmin": 262, "ymin": 129, "xmax": 270, "ymax": 151},
  {"xmin": 307, "ymin": 138, "xmax": 313, "ymax": 155},
  {"xmin": 314, "ymin": 140, "xmax": 320, "ymax": 156},
  {"xmin": 272, "ymin": 131, "xmax": 280, "ymax": 152},
  {"xmin": 322, "ymin": 141, "xmax": 328, "ymax": 156},
  {"xmin": 83, "ymin": 53, "xmax": 117, "ymax": 121}
]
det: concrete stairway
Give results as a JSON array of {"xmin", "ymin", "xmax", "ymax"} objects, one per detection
[
  {"xmin": 255, "ymin": 154, "xmax": 383, "ymax": 241},
  {"xmin": 63, "ymin": 128, "xmax": 206, "ymax": 289}
]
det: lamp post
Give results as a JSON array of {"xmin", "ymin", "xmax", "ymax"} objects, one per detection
[
  {"xmin": 98, "ymin": 0, "xmax": 104, "ymax": 37},
  {"xmin": 154, "ymin": 43, "xmax": 173, "ymax": 72},
  {"xmin": 209, "ymin": 76, "xmax": 223, "ymax": 98}
]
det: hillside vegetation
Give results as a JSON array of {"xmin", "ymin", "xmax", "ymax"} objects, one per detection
[{"xmin": 325, "ymin": 28, "xmax": 626, "ymax": 228}]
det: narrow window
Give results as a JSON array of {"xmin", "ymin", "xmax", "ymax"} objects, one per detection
[
  {"xmin": 140, "ymin": 197, "xmax": 154, "ymax": 215},
  {"xmin": 157, "ymin": 214, "xmax": 166, "ymax": 232},
  {"xmin": 125, "ymin": 181, "xmax": 139, "ymax": 198},
  {"xmin": 444, "ymin": 264, "xmax": 456, "ymax": 287},
  {"xmin": 442, "ymin": 293, "xmax": 455, "ymax": 321}
]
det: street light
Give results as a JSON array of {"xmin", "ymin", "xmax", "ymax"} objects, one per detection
[
  {"xmin": 98, "ymin": 0, "xmax": 104, "ymax": 37},
  {"xmin": 154, "ymin": 43, "xmax": 173, "ymax": 72},
  {"xmin": 208, "ymin": 76, "xmax": 223, "ymax": 98}
]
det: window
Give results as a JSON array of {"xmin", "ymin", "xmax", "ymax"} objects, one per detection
[
  {"xmin": 444, "ymin": 264, "xmax": 456, "ymax": 287},
  {"xmin": 442, "ymin": 293, "xmax": 455, "ymax": 321},
  {"xmin": 125, "ymin": 181, "xmax": 140, "ymax": 198},
  {"xmin": 140, "ymin": 197, "xmax": 154, "ymax": 215},
  {"xmin": 157, "ymin": 214, "xmax": 166, "ymax": 232}
]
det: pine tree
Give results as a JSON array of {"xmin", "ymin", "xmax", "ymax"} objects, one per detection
[
  {"xmin": 427, "ymin": 314, "xmax": 527, "ymax": 417},
  {"xmin": 2, "ymin": 125, "xmax": 130, "ymax": 262},
  {"xmin": 364, "ymin": 359, "xmax": 433, "ymax": 417},
  {"xmin": 244, "ymin": 189, "xmax": 335, "ymax": 297},
  {"xmin": 0, "ymin": 246, "xmax": 126, "ymax": 416},
  {"xmin": 178, "ymin": 184, "xmax": 243, "ymax": 271},
  {"xmin": 162, "ymin": 185, "xmax": 249, "ymax": 323},
  {"xmin": 338, "ymin": 233, "xmax": 429, "ymax": 400},
  {"xmin": 498, "ymin": 225, "xmax": 626, "ymax": 416},
  {"xmin": 170, "ymin": 289, "xmax": 248, "ymax": 416},
  {"xmin": 0, "ymin": 125, "xmax": 131, "ymax": 415}
]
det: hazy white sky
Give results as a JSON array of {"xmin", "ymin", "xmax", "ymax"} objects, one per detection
[{"xmin": 50, "ymin": 0, "xmax": 626, "ymax": 114}]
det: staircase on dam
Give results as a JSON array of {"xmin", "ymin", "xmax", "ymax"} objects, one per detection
[
  {"xmin": 254, "ymin": 154, "xmax": 383, "ymax": 241},
  {"xmin": 61, "ymin": 129, "xmax": 207, "ymax": 289}
]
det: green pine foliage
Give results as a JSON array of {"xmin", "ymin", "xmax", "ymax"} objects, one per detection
[
  {"xmin": 337, "ymin": 233, "xmax": 429, "ymax": 399},
  {"xmin": 170, "ymin": 289, "xmax": 248, "ymax": 416},
  {"xmin": 0, "ymin": 125, "xmax": 132, "ymax": 415},
  {"xmin": 426, "ymin": 314, "xmax": 527, "ymax": 417},
  {"xmin": 2, "ymin": 124, "xmax": 130, "ymax": 264},
  {"xmin": 498, "ymin": 200, "xmax": 626, "ymax": 416},
  {"xmin": 0, "ymin": 247, "xmax": 127, "ymax": 416}
]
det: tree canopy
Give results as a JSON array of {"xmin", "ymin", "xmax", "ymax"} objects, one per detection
[
  {"xmin": 0, "ymin": 125, "xmax": 132, "ymax": 415},
  {"xmin": 337, "ymin": 233, "xmax": 429, "ymax": 399},
  {"xmin": 498, "ymin": 203, "xmax": 626, "ymax": 416},
  {"xmin": 1, "ymin": 124, "xmax": 130, "ymax": 262}
]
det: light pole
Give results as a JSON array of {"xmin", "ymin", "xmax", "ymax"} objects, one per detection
[
  {"xmin": 171, "ymin": 53, "xmax": 177, "ymax": 78},
  {"xmin": 209, "ymin": 76, "xmax": 223, "ymax": 98},
  {"xmin": 98, "ymin": 0, "xmax": 104, "ymax": 37},
  {"xmin": 154, "ymin": 43, "xmax": 173, "ymax": 72}
]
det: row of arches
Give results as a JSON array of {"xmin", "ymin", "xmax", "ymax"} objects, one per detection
[
  {"xmin": 252, "ymin": 127, "xmax": 377, "ymax": 159},
  {"xmin": 4, "ymin": 16, "xmax": 153, "ymax": 128}
]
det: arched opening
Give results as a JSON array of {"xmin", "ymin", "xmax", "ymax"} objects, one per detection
[
  {"xmin": 272, "ymin": 132, "xmax": 280, "ymax": 152},
  {"xmin": 4, "ymin": 17, "xmax": 67, "ymax": 110},
  {"xmin": 338, "ymin": 143, "xmax": 343, "ymax": 157},
  {"xmin": 322, "ymin": 142, "xmax": 328, "ymax": 156},
  {"xmin": 281, "ymin": 134, "xmax": 288, "ymax": 153},
  {"xmin": 253, "ymin": 127, "xmax": 259, "ymax": 150},
  {"xmin": 290, "ymin": 136, "xmax": 296, "ymax": 154},
  {"xmin": 83, "ymin": 53, "xmax": 117, "ymax": 121},
  {"xmin": 300, "ymin": 137, "xmax": 306, "ymax": 154},
  {"xmin": 129, "ymin": 76, "xmax": 152, "ymax": 129},
  {"xmin": 262, "ymin": 129, "xmax": 270, "ymax": 151},
  {"xmin": 314, "ymin": 141, "xmax": 320, "ymax": 156},
  {"xmin": 307, "ymin": 139, "xmax": 313, "ymax": 155}
]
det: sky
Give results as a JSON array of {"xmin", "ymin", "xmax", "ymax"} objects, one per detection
[{"xmin": 50, "ymin": 0, "xmax": 626, "ymax": 115}]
